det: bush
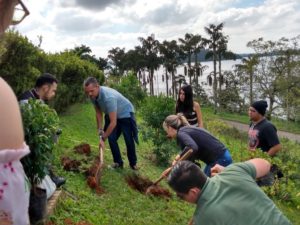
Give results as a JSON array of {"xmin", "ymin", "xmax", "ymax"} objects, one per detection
[
  {"xmin": 21, "ymin": 99, "xmax": 60, "ymax": 186},
  {"xmin": 108, "ymin": 72, "xmax": 147, "ymax": 108},
  {"xmin": 140, "ymin": 95, "xmax": 177, "ymax": 165}
]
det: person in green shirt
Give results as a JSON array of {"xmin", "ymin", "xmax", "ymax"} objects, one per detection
[{"xmin": 167, "ymin": 159, "xmax": 292, "ymax": 225}]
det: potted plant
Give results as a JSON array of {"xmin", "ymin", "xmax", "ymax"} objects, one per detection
[{"xmin": 20, "ymin": 99, "xmax": 59, "ymax": 224}]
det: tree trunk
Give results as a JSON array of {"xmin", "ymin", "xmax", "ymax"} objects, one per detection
[
  {"xmin": 249, "ymin": 69, "xmax": 253, "ymax": 105},
  {"xmin": 165, "ymin": 68, "xmax": 169, "ymax": 97},
  {"xmin": 172, "ymin": 70, "xmax": 175, "ymax": 99},
  {"xmin": 218, "ymin": 54, "xmax": 222, "ymax": 91},
  {"xmin": 213, "ymin": 50, "xmax": 218, "ymax": 114},
  {"xmin": 150, "ymin": 69, "xmax": 154, "ymax": 95}
]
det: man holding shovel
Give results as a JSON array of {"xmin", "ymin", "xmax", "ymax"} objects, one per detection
[
  {"xmin": 167, "ymin": 159, "xmax": 291, "ymax": 225},
  {"xmin": 84, "ymin": 77, "xmax": 138, "ymax": 170}
]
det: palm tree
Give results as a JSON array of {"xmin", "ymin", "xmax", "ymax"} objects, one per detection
[
  {"xmin": 71, "ymin": 44, "xmax": 92, "ymax": 57},
  {"xmin": 235, "ymin": 55, "xmax": 259, "ymax": 105},
  {"xmin": 204, "ymin": 23, "xmax": 225, "ymax": 114},
  {"xmin": 179, "ymin": 33, "xmax": 196, "ymax": 84},
  {"xmin": 122, "ymin": 46, "xmax": 146, "ymax": 78},
  {"xmin": 138, "ymin": 34, "xmax": 160, "ymax": 95},
  {"xmin": 159, "ymin": 40, "xmax": 181, "ymax": 98}
]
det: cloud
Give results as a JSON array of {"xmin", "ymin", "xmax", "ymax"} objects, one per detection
[{"xmin": 15, "ymin": 0, "xmax": 300, "ymax": 57}]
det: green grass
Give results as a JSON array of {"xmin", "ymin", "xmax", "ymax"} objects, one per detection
[
  {"xmin": 49, "ymin": 103, "xmax": 300, "ymax": 225},
  {"xmin": 201, "ymin": 106, "xmax": 300, "ymax": 134},
  {"xmin": 50, "ymin": 103, "xmax": 194, "ymax": 225}
]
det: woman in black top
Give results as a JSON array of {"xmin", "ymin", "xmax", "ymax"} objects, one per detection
[
  {"xmin": 175, "ymin": 85, "xmax": 203, "ymax": 128},
  {"xmin": 163, "ymin": 114, "xmax": 232, "ymax": 176}
]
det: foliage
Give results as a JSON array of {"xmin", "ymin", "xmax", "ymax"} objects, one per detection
[
  {"xmin": 48, "ymin": 52, "xmax": 104, "ymax": 112},
  {"xmin": 0, "ymin": 30, "xmax": 105, "ymax": 113},
  {"xmin": 48, "ymin": 103, "xmax": 300, "ymax": 225},
  {"xmin": 246, "ymin": 36, "xmax": 300, "ymax": 120},
  {"xmin": 139, "ymin": 95, "xmax": 177, "ymax": 165},
  {"xmin": 48, "ymin": 102, "xmax": 195, "ymax": 225},
  {"xmin": 108, "ymin": 73, "xmax": 147, "ymax": 108},
  {"xmin": 205, "ymin": 118, "xmax": 300, "ymax": 209},
  {"xmin": 20, "ymin": 99, "xmax": 60, "ymax": 186},
  {"xmin": 0, "ymin": 30, "xmax": 43, "ymax": 96}
]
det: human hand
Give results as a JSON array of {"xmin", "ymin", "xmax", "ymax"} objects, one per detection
[
  {"xmin": 99, "ymin": 138, "xmax": 105, "ymax": 150},
  {"xmin": 211, "ymin": 164, "xmax": 225, "ymax": 176}
]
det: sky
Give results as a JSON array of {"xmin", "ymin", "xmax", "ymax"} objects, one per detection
[{"xmin": 14, "ymin": 0, "xmax": 300, "ymax": 58}]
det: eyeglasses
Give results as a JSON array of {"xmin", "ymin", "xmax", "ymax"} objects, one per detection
[{"xmin": 11, "ymin": 0, "xmax": 30, "ymax": 25}]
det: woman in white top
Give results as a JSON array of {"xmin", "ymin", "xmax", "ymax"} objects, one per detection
[{"xmin": 0, "ymin": 1, "xmax": 30, "ymax": 224}]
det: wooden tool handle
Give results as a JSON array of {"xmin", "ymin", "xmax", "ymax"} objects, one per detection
[{"xmin": 153, "ymin": 149, "xmax": 193, "ymax": 185}]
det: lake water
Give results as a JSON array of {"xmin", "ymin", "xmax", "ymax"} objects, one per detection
[{"xmin": 147, "ymin": 59, "xmax": 242, "ymax": 96}]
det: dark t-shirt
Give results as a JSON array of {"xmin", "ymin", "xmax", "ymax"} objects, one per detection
[
  {"xmin": 177, "ymin": 126, "xmax": 226, "ymax": 164},
  {"xmin": 19, "ymin": 89, "xmax": 40, "ymax": 102},
  {"xmin": 248, "ymin": 119, "xmax": 280, "ymax": 152}
]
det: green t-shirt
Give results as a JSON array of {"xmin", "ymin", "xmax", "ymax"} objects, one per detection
[{"xmin": 193, "ymin": 162, "xmax": 292, "ymax": 225}]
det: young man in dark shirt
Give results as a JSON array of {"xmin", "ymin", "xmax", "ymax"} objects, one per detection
[
  {"xmin": 248, "ymin": 100, "xmax": 281, "ymax": 156},
  {"xmin": 248, "ymin": 100, "xmax": 282, "ymax": 185},
  {"xmin": 19, "ymin": 73, "xmax": 65, "ymax": 188}
]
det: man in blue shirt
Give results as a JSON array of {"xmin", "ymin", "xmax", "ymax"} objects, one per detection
[{"xmin": 84, "ymin": 77, "xmax": 138, "ymax": 170}]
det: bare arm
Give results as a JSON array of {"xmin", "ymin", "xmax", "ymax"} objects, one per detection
[
  {"xmin": 0, "ymin": 78, "xmax": 24, "ymax": 149},
  {"xmin": 194, "ymin": 101, "xmax": 203, "ymax": 128},
  {"xmin": 267, "ymin": 144, "xmax": 281, "ymax": 157},
  {"xmin": 95, "ymin": 106, "xmax": 103, "ymax": 130},
  {"xmin": 211, "ymin": 158, "xmax": 271, "ymax": 178},
  {"xmin": 103, "ymin": 111, "xmax": 117, "ymax": 140},
  {"xmin": 247, "ymin": 158, "xmax": 271, "ymax": 178}
]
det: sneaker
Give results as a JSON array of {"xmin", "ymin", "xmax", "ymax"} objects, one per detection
[
  {"xmin": 109, "ymin": 162, "xmax": 123, "ymax": 169},
  {"xmin": 51, "ymin": 176, "xmax": 66, "ymax": 188},
  {"xmin": 130, "ymin": 165, "xmax": 139, "ymax": 170}
]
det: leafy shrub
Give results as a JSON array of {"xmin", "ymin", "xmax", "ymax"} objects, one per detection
[
  {"xmin": 206, "ymin": 119, "xmax": 300, "ymax": 207},
  {"xmin": 140, "ymin": 95, "xmax": 177, "ymax": 165},
  {"xmin": 21, "ymin": 99, "xmax": 60, "ymax": 186},
  {"xmin": 108, "ymin": 73, "xmax": 147, "ymax": 108}
]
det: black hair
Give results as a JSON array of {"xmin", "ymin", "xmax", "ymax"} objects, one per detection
[
  {"xmin": 35, "ymin": 73, "xmax": 57, "ymax": 88},
  {"xmin": 167, "ymin": 160, "xmax": 207, "ymax": 194},
  {"xmin": 176, "ymin": 85, "xmax": 194, "ymax": 113}
]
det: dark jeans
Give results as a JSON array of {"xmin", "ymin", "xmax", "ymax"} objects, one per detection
[
  {"xmin": 204, "ymin": 149, "xmax": 233, "ymax": 177},
  {"xmin": 104, "ymin": 113, "xmax": 137, "ymax": 167}
]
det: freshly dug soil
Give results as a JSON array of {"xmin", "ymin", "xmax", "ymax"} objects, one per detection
[
  {"xmin": 85, "ymin": 156, "xmax": 105, "ymax": 195},
  {"xmin": 74, "ymin": 143, "xmax": 91, "ymax": 155},
  {"xmin": 61, "ymin": 156, "xmax": 81, "ymax": 172},
  {"xmin": 125, "ymin": 174, "xmax": 172, "ymax": 198}
]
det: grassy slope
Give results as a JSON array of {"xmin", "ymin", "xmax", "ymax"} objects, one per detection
[
  {"xmin": 201, "ymin": 107, "xmax": 300, "ymax": 134},
  {"xmin": 50, "ymin": 103, "xmax": 193, "ymax": 225},
  {"xmin": 50, "ymin": 103, "xmax": 300, "ymax": 225}
]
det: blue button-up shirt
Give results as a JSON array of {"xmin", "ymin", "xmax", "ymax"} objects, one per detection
[{"xmin": 92, "ymin": 86, "xmax": 134, "ymax": 118}]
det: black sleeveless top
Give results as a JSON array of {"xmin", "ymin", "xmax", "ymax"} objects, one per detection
[{"xmin": 183, "ymin": 109, "xmax": 198, "ymax": 126}]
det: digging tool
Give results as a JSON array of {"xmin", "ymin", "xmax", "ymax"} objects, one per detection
[
  {"xmin": 146, "ymin": 149, "xmax": 193, "ymax": 194},
  {"xmin": 95, "ymin": 134, "xmax": 104, "ymax": 187}
]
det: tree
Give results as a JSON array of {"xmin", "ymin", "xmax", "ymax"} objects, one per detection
[
  {"xmin": 108, "ymin": 47, "xmax": 126, "ymax": 76},
  {"xmin": 0, "ymin": 30, "xmax": 43, "ymax": 96},
  {"xmin": 247, "ymin": 36, "xmax": 300, "ymax": 120},
  {"xmin": 159, "ymin": 40, "xmax": 181, "ymax": 98},
  {"xmin": 179, "ymin": 33, "xmax": 199, "ymax": 84},
  {"xmin": 204, "ymin": 23, "xmax": 225, "ymax": 114},
  {"xmin": 235, "ymin": 55, "xmax": 259, "ymax": 105},
  {"xmin": 138, "ymin": 34, "xmax": 161, "ymax": 95}
]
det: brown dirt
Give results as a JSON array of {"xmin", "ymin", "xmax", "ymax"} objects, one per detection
[
  {"xmin": 85, "ymin": 156, "xmax": 105, "ymax": 195},
  {"xmin": 61, "ymin": 156, "xmax": 81, "ymax": 172},
  {"xmin": 125, "ymin": 174, "xmax": 172, "ymax": 198},
  {"xmin": 74, "ymin": 143, "xmax": 91, "ymax": 155}
]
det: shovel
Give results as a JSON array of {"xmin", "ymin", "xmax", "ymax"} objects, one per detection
[{"xmin": 146, "ymin": 149, "xmax": 193, "ymax": 194}]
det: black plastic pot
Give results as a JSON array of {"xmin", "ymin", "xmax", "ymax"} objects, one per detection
[{"xmin": 29, "ymin": 187, "xmax": 47, "ymax": 225}]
